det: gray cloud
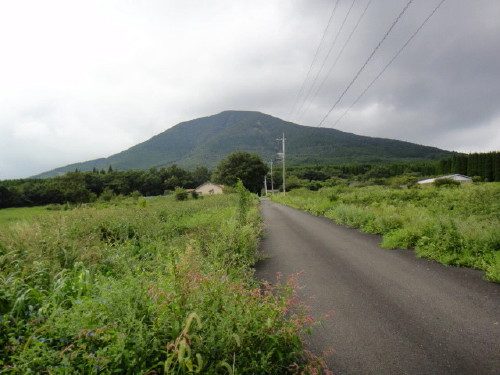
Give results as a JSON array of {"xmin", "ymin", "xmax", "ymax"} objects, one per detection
[{"xmin": 0, "ymin": 0, "xmax": 499, "ymax": 179}]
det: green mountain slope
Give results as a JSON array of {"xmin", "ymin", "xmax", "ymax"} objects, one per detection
[{"xmin": 34, "ymin": 111, "xmax": 454, "ymax": 178}]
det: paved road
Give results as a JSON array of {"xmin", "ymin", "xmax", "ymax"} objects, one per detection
[{"xmin": 255, "ymin": 199, "xmax": 500, "ymax": 375}]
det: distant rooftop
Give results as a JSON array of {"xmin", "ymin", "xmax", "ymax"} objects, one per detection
[{"xmin": 417, "ymin": 174, "xmax": 472, "ymax": 184}]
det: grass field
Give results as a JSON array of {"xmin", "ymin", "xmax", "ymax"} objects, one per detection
[
  {"xmin": 272, "ymin": 183, "xmax": 500, "ymax": 282},
  {"xmin": 0, "ymin": 206, "xmax": 57, "ymax": 227},
  {"xmin": 0, "ymin": 192, "xmax": 326, "ymax": 374}
]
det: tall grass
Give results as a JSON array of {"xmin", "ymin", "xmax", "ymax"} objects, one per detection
[
  {"xmin": 0, "ymin": 206, "xmax": 56, "ymax": 226},
  {"xmin": 272, "ymin": 183, "xmax": 500, "ymax": 282},
  {"xmin": 0, "ymin": 194, "xmax": 323, "ymax": 374}
]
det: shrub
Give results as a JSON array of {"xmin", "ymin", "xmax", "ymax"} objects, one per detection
[
  {"xmin": 99, "ymin": 188, "xmax": 116, "ymax": 202},
  {"xmin": 174, "ymin": 187, "xmax": 188, "ymax": 201},
  {"xmin": 433, "ymin": 178, "xmax": 460, "ymax": 188},
  {"xmin": 130, "ymin": 190, "xmax": 142, "ymax": 199},
  {"xmin": 390, "ymin": 176, "xmax": 418, "ymax": 188}
]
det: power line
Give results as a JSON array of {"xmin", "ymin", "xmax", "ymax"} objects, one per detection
[
  {"xmin": 288, "ymin": 0, "xmax": 340, "ymax": 120},
  {"xmin": 302, "ymin": 0, "xmax": 372, "ymax": 119},
  {"xmin": 318, "ymin": 0, "xmax": 414, "ymax": 127},
  {"xmin": 331, "ymin": 0, "xmax": 447, "ymax": 128},
  {"xmin": 294, "ymin": 0, "xmax": 357, "ymax": 122}
]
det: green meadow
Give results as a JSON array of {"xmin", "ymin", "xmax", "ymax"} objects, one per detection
[
  {"xmin": 272, "ymin": 183, "xmax": 500, "ymax": 282},
  {"xmin": 0, "ymin": 190, "xmax": 324, "ymax": 374},
  {"xmin": 0, "ymin": 206, "xmax": 56, "ymax": 227}
]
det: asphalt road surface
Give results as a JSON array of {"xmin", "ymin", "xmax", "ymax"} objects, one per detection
[{"xmin": 255, "ymin": 199, "xmax": 500, "ymax": 375}]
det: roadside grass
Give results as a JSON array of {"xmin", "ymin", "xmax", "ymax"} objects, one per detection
[
  {"xmin": 0, "ymin": 193, "xmax": 324, "ymax": 374},
  {"xmin": 272, "ymin": 183, "xmax": 500, "ymax": 283}
]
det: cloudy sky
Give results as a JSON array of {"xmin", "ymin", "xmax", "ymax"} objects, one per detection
[{"xmin": 1, "ymin": 0, "xmax": 499, "ymax": 179}]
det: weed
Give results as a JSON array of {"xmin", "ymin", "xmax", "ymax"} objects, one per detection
[{"xmin": 0, "ymin": 194, "xmax": 318, "ymax": 373}]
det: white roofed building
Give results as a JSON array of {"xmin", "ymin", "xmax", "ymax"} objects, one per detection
[
  {"xmin": 417, "ymin": 174, "xmax": 473, "ymax": 185},
  {"xmin": 195, "ymin": 182, "xmax": 224, "ymax": 195}
]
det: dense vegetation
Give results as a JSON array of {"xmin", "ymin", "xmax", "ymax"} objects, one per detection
[
  {"xmin": 213, "ymin": 152, "xmax": 269, "ymax": 194},
  {"xmin": 283, "ymin": 151, "xmax": 500, "ymax": 191},
  {"xmin": 0, "ymin": 190, "xmax": 327, "ymax": 373},
  {"xmin": 272, "ymin": 183, "xmax": 500, "ymax": 283},
  {"xmin": 2, "ymin": 151, "xmax": 498, "ymax": 209},
  {"xmin": 437, "ymin": 152, "xmax": 500, "ymax": 181},
  {"xmin": 34, "ymin": 111, "xmax": 453, "ymax": 178},
  {"xmin": 0, "ymin": 166, "xmax": 211, "ymax": 208}
]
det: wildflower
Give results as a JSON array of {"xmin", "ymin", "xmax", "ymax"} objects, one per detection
[
  {"xmin": 288, "ymin": 362, "xmax": 299, "ymax": 372},
  {"xmin": 39, "ymin": 338, "xmax": 46, "ymax": 343},
  {"xmin": 303, "ymin": 315, "xmax": 315, "ymax": 324},
  {"xmin": 88, "ymin": 332, "xmax": 95, "ymax": 337}
]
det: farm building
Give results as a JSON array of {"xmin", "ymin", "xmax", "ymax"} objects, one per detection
[
  {"xmin": 195, "ymin": 182, "xmax": 224, "ymax": 195},
  {"xmin": 417, "ymin": 174, "xmax": 473, "ymax": 185}
]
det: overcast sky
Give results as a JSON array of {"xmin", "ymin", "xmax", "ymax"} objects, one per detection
[{"xmin": 1, "ymin": 0, "xmax": 499, "ymax": 179}]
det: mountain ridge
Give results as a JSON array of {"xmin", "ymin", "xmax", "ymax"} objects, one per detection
[{"xmin": 34, "ymin": 110, "xmax": 454, "ymax": 178}]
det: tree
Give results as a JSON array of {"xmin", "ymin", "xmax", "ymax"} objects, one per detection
[
  {"xmin": 161, "ymin": 164, "xmax": 193, "ymax": 190},
  {"xmin": 212, "ymin": 152, "xmax": 268, "ymax": 194},
  {"xmin": 0, "ymin": 186, "xmax": 14, "ymax": 208},
  {"xmin": 295, "ymin": 168, "xmax": 328, "ymax": 181},
  {"xmin": 139, "ymin": 173, "xmax": 163, "ymax": 196},
  {"xmin": 191, "ymin": 166, "xmax": 211, "ymax": 187}
]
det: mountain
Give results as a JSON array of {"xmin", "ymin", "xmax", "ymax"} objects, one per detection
[{"xmin": 34, "ymin": 111, "xmax": 454, "ymax": 178}]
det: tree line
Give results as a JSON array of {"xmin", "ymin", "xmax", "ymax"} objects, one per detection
[
  {"xmin": 1, "ymin": 151, "xmax": 498, "ymax": 208},
  {"xmin": 286, "ymin": 151, "xmax": 500, "ymax": 186},
  {"xmin": 0, "ymin": 151, "xmax": 269, "ymax": 208},
  {"xmin": 0, "ymin": 165, "xmax": 211, "ymax": 208}
]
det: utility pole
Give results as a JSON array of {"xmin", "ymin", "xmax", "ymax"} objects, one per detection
[
  {"xmin": 270, "ymin": 161, "xmax": 274, "ymax": 194},
  {"xmin": 264, "ymin": 175, "xmax": 268, "ymax": 195},
  {"xmin": 276, "ymin": 133, "xmax": 286, "ymax": 195}
]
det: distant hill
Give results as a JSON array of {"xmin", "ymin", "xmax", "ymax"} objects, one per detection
[{"xmin": 34, "ymin": 111, "xmax": 454, "ymax": 178}]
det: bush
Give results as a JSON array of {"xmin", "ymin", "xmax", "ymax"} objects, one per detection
[
  {"xmin": 174, "ymin": 187, "xmax": 188, "ymax": 201},
  {"xmin": 130, "ymin": 190, "xmax": 142, "ymax": 199},
  {"xmin": 99, "ymin": 187, "xmax": 116, "ymax": 202},
  {"xmin": 433, "ymin": 178, "xmax": 460, "ymax": 188},
  {"xmin": 390, "ymin": 176, "xmax": 418, "ymax": 188}
]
